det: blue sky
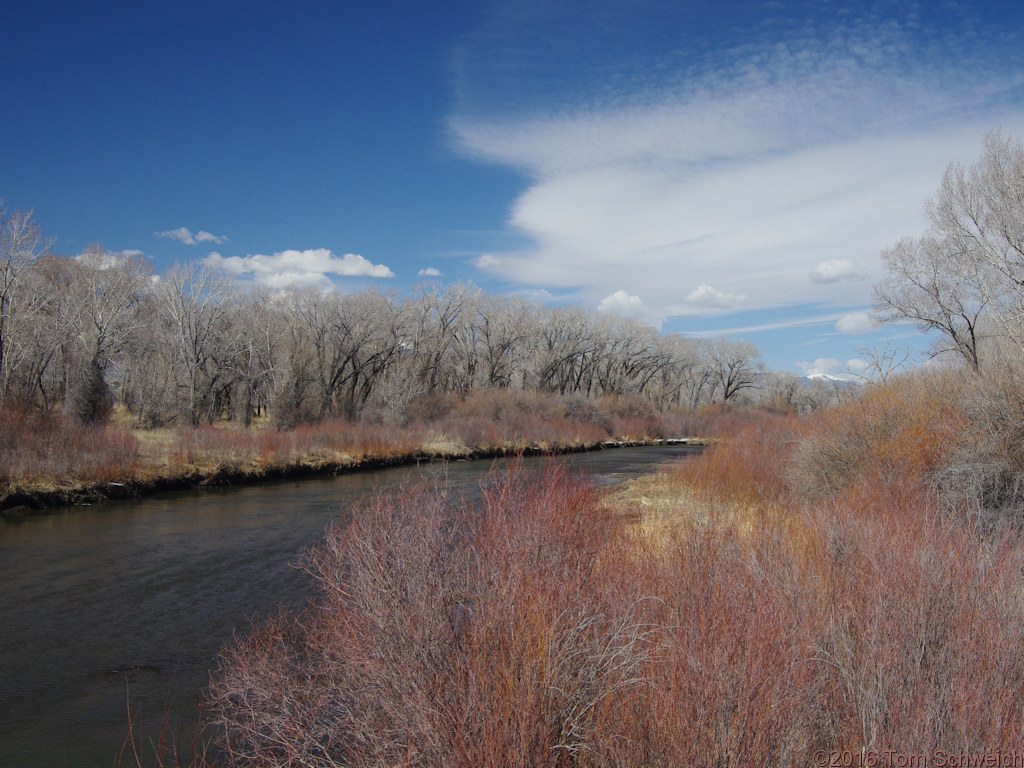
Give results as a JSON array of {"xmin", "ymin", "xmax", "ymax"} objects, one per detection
[{"xmin": 3, "ymin": 0, "xmax": 1024, "ymax": 376}]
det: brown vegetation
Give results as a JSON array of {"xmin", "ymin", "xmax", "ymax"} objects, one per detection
[
  {"xmin": 195, "ymin": 364, "xmax": 1024, "ymax": 766},
  {"xmin": 0, "ymin": 389, "xmax": 699, "ymax": 512}
]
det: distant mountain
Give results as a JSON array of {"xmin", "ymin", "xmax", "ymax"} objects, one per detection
[{"xmin": 804, "ymin": 372, "xmax": 859, "ymax": 386}]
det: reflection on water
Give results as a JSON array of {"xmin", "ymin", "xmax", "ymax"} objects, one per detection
[{"xmin": 0, "ymin": 446, "xmax": 696, "ymax": 767}]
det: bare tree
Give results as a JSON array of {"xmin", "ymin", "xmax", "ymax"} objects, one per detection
[
  {"xmin": 931, "ymin": 131, "xmax": 1024, "ymax": 335},
  {"xmin": 231, "ymin": 288, "xmax": 285, "ymax": 425},
  {"xmin": 874, "ymin": 236, "xmax": 988, "ymax": 371},
  {"xmin": 846, "ymin": 343, "xmax": 913, "ymax": 386},
  {"xmin": 63, "ymin": 246, "xmax": 151, "ymax": 421},
  {"xmin": 402, "ymin": 283, "xmax": 482, "ymax": 393},
  {"xmin": 707, "ymin": 337, "xmax": 763, "ymax": 402},
  {"xmin": 531, "ymin": 306, "xmax": 600, "ymax": 395},
  {"xmin": 875, "ymin": 130, "xmax": 1024, "ymax": 370},
  {"xmin": 155, "ymin": 262, "xmax": 238, "ymax": 424},
  {"xmin": 476, "ymin": 294, "xmax": 534, "ymax": 389},
  {"xmin": 0, "ymin": 205, "xmax": 54, "ymax": 399}
]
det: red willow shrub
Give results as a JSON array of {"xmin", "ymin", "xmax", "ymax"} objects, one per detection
[
  {"xmin": 207, "ymin": 447, "xmax": 1024, "ymax": 766},
  {"xmin": 207, "ymin": 463, "xmax": 668, "ymax": 767},
  {"xmin": 670, "ymin": 408, "xmax": 799, "ymax": 504},
  {"xmin": 0, "ymin": 409, "xmax": 138, "ymax": 486}
]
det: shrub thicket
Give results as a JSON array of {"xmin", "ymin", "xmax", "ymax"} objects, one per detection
[
  {"xmin": 113, "ymin": 362, "xmax": 1024, "ymax": 766},
  {"xmin": 205, "ymin": 438, "xmax": 1024, "ymax": 765}
]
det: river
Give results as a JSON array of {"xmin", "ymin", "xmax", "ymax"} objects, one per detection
[{"xmin": 0, "ymin": 445, "xmax": 697, "ymax": 767}]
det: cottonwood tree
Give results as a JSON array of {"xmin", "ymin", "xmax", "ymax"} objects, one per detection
[
  {"xmin": 707, "ymin": 337, "xmax": 764, "ymax": 402},
  {"xmin": 875, "ymin": 130, "xmax": 1024, "ymax": 370},
  {"xmin": 932, "ymin": 131, "xmax": 1024, "ymax": 337},
  {"xmin": 64, "ymin": 245, "xmax": 151, "ymax": 421},
  {"xmin": 531, "ymin": 306, "xmax": 601, "ymax": 395},
  {"xmin": 120, "ymin": 296, "xmax": 179, "ymax": 426},
  {"xmin": 0, "ymin": 201, "xmax": 781, "ymax": 425},
  {"xmin": 874, "ymin": 235, "xmax": 987, "ymax": 371},
  {"xmin": 228, "ymin": 288, "xmax": 285, "ymax": 425},
  {"xmin": 402, "ymin": 283, "xmax": 482, "ymax": 393},
  {"xmin": 0, "ymin": 255, "xmax": 71, "ymax": 408},
  {"xmin": 847, "ymin": 343, "xmax": 913, "ymax": 387},
  {"xmin": 475, "ymin": 294, "xmax": 535, "ymax": 389},
  {"xmin": 644, "ymin": 333, "xmax": 702, "ymax": 410},
  {"xmin": 603, "ymin": 318, "xmax": 672, "ymax": 397},
  {"xmin": 329, "ymin": 291, "xmax": 402, "ymax": 417},
  {"xmin": 155, "ymin": 262, "xmax": 238, "ymax": 424},
  {"xmin": 0, "ymin": 205, "xmax": 53, "ymax": 399}
]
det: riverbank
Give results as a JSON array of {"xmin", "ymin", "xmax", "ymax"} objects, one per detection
[
  {"xmin": 0, "ymin": 405, "xmax": 704, "ymax": 515},
  {"xmin": 0, "ymin": 437, "xmax": 702, "ymax": 515}
]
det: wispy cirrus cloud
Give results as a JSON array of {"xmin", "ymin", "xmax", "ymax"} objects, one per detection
[
  {"xmin": 449, "ymin": 1, "xmax": 1024, "ymax": 330},
  {"xmin": 204, "ymin": 248, "xmax": 394, "ymax": 289},
  {"xmin": 157, "ymin": 226, "xmax": 228, "ymax": 245}
]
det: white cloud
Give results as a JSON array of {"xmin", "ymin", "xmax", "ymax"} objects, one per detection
[
  {"xmin": 473, "ymin": 253, "xmax": 501, "ymax": 268},
  {"xmin": 450, "ymin": 7, "xmax": 1024, "ymax": 326},
  {"xmin": 597, "ymin": 290, "xmax": 663, "ymax": 327},
  {"xmin": 76, "ymin": 247, "xmax": 125, "ymax": 270},
  {"xmin": 203, "ymin": 248, "xmax": 394, "ymax": 288},
  {"xmin": 684, "ymin": 284, "xmax": 745, "ymax": 310},
  {"xmin": 598, "ymin": 289, "xmax": 642, "ymax": 312},
  {"xmin": 516, "ymin": 288, "xmax": 554, "ymax": 301},
  {"xmin": 798, "ymin": 358, "xmax": 842, "ymax": 377},
  {"xmin": 810, "ymin": 259, "xmax": 866, "ymax": 284},
  {"xmin": 836, "ymin": 311, "xmax": 875, "ymax": 334},
  {"xmin": 157, "ymin": 227, "xmax": 227, "ymax": 246},
  {"xmin": 846, "ymin": 358, "xmax": 870, "ymax": 373},
  {"xmin": 418, "ymin": 267, "xmax": 442, "ymax": 277}
]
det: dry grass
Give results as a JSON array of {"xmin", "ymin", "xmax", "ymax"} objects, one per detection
[{"xmin": 1, "ymin": 391, "xmax": 697, "ymax": 507}]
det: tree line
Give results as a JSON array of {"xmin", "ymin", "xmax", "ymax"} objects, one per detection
[{"xmin": 0, "ymin": 215, "xmax": 818, "ymax": 427}]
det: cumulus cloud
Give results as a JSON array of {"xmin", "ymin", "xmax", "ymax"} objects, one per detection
[
  {"xmin": 798, "ymin": 358, "xmax": 842, "ymax": 377},
  {"xmin": 76, "ymin": 247, "xmax": 130, "ymax": 270},
  {"xmin": 846, "ymin": 357, "xmax": 870, "ymax": 373},
  {"xmin": 684, "ymin": 284, "xmax": 745, "ymax": 310},
  {"xmin": 157, "ymin": 227, "xmax": 227, "ymax": 245},
  {"xmin": 203, "ymin": 248, "xmax": 394, "ymax": 288},
  {"xmin": 418, "ymin": 267, "xmax": 442, "ymax": 277},
  {"xmin": 810, "ymin": 259, "xmax": 866, "ymax": 284},
  {"xmin": 598, "ymin": 289, "xmax": 642, "ymax": 313},
  {"xmin": 597, "ymin": 290, "xmax": 663, "ymax": 326},
  {"xmin": 836, "ymin": 311, "xmax": 875, "ymax": 334}
]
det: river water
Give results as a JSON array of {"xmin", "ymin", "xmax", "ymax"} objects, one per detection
[{"xmin": 0, "ymin": 445, "xmax": 696, "ymax": 767}]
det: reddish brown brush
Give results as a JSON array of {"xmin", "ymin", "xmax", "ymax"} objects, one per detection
[
  {"xmin": 0, "ymin": 409, "xmax": 139, "ymax": 485},
  {"xmin": 204, "ymin": 368, "xmax": 1024, "ymax": 766},
  {"xmin": 671, "ymin": 408, "xmax": 798, "ymax": 503}
]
